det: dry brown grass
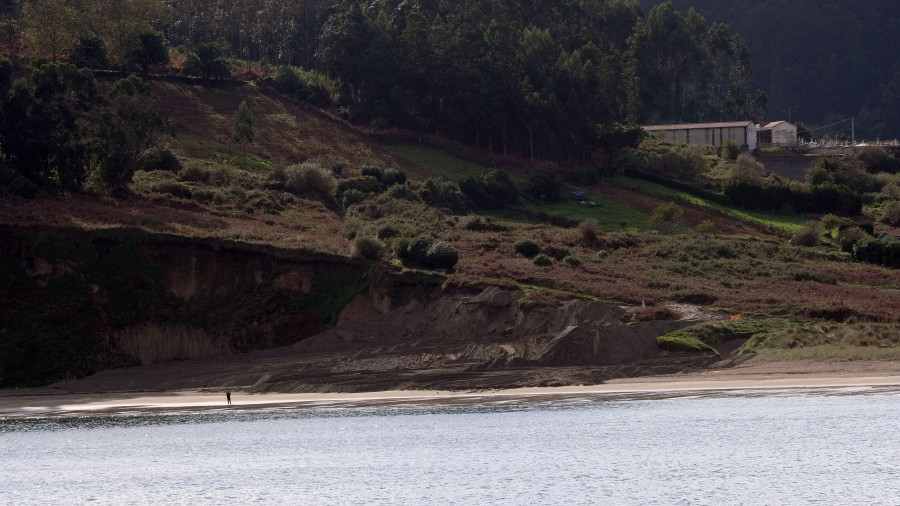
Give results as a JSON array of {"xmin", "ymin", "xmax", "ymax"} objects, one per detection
[{"xmin": 4, "ymin": 79, "xmax": 900, "ymax": 325}]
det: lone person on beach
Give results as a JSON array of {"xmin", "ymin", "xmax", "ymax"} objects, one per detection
[{"xmin": 226, "ymin": 391, "xmax": 231, "ymax": 405}]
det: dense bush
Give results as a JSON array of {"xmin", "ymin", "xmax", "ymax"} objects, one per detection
[
  {"xmin": 525, "ymin": 167, "xmax": 561, "ymax": 201},
  {"xmin": 361, "ymin": 166, "xmax": 407, "ymax": 187},
  {"xmin": 353, "ymin": 236, "xmax": 385, "ymax": 261},
  {"xmin": 281, "ymin": 162, "xmax": 336, "ymax": 201},
  {"xmin": 263, "ymin": 66, "xmax": 333, "ymax": 106},
  {"xmin": 853, "ymin": 238, "xmax": 900, "ymax": 268},
  {"xmin": 544, "ymin": 245, "xmax": 571, "ymax": 260},
  {"xmin": 724, "ymin": 178, "xmax": 862, "ymax": 216},
  {"xmin": 533, "ymin": 253, "xmax": 552, "ymax": 266},
  {"xmin": 137, "ymin": 148, "xmax": 182, "ymax": 173},
  {"xmin": 382, "ymin": 168, "xmax": 407, "ymax": 186},
  {"xmin": 342, "ymin": 188, "xmax": 366, "ymax": 207},
  {"xmin": 806, "ymin": 156, "xmax": 875, "ymax": 193},
  {"xmin": 881, "ymin": 201, "xmax": 900, "ymax": 226},
  {"xmin": 647, "ymin": 202, "xmax": 684, "ymax": 233},
  {"xmin": 514, "ymin": 238, "xmax": 541, "ymax": 258},
  {"xmin": 694, "ymin": 220, "xmax": 716, "ymax": 234},
  {"xmin": 458, "ymin": 169, "xmax": 518, "ymax": 210},
  {"xmin": 854, "ymin": 146, "xmax": 900, "ymax": 174},
  {"xmin": 376, "ymin": 223, "xmax": 400, "ymax": 240},
  {"xmin": 361, "ymin": 166, "xmax": 384, "ymax": 180},
  {"xmin": 791, "ymin": 221, "xmax": 823, "ymax": 247},
  {"xmin": 396, "ymin": 234, "xmax": 458, "ymax": 270},
  {"xmin": 417, "ymin": 178, "xmax": 467, "ymax": 214},
  {"xmin": 425, "ymin": 240, "xmax": 459, "ymax": 270},
  {"xmin": 386, "ymin": 183, "xmax": 420, "ymax": 202},
  {"xmin": 722, "ymin": 139, "xmax": 741, "ymax": 161},
  {"xmin": 151, "ymin": 180, "xmax": 193, "ymax": 199},
  {"xmin": 336, "ymin": 175, "xmax": 384, "ymax": 198},
  {"xmin": 578, "ymin": 219, "xmax": 599, "ymax": 245},
  {"xmin": 568, "ymin": 166, "xmax": 600, "ymax": 185},
  {"xmin": 563, "ymin": 255, "xmax": 582, "ymax": 267}
]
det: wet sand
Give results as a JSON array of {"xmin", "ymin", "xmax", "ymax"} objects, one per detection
[{"xmin": 3, "ymin": 360, "xmax": 900, "ymax": 418}]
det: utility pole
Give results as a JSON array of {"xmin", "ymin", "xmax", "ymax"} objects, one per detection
[{"xmin": 852, "ymin": 117, "xmax": 855, "ymax": 145}]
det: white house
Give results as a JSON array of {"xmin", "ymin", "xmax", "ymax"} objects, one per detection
[
  {"xmin": 642, "ymin": 121, "xmax": 757, "ymax": 151},
  {"xmin": 756, "ymin": 121, "xmax": 797, "ymax": 147}
]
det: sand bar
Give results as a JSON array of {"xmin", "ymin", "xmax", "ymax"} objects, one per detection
[{"xmin": 3, "ymin": 362, "xmax": 900, "ymax": 419}]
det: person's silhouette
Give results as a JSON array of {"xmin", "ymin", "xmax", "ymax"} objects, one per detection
[{"xmin": 226, "ymin": 391, "xmax": 231, "ymax": 405}]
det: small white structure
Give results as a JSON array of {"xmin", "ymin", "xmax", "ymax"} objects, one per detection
[
  {"xmin": 756, "ymin": 121, "xmax": 797, "ymax": 147},
  {"xmin": 642, "ymin": 121, "xmax": 757, "ymax": 151}
]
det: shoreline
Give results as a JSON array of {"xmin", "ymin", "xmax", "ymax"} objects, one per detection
[{"xmin": 3, "ymin": 361, "xmax": 900, "ymax": 419}]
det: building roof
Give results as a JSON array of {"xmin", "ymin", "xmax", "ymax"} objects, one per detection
[
  {"xmin": 642, "ymin": 121, "xmax": 754, "ymax": 131},
  {"xmin": 757, "ymin": 121, "xmax": 795, "ymax": 131},
  {"xmin": 879, "ymin": 228, "xmax": 900, "ymax": 239}
]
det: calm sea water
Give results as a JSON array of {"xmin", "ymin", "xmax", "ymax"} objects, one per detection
[{"xmin": 2, "ymin": 387, "xmax": 900, "ymax": 505}]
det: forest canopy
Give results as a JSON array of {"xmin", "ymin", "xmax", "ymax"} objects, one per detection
[{"xmin": 2, "ymin": 0, "xmax": 766, "ymax": 164}]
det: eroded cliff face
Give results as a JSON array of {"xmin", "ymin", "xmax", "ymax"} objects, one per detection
[{"xmin": 0, "ymin": 227, "xmax": 440, "ymax": 387}]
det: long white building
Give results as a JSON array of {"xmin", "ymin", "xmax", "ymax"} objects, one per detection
[{"xmin": 642, "ymin": 121, "xmax": 757, "ymax": 151}]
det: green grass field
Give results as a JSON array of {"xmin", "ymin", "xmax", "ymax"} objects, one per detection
[
  {"xmin": 382, "ymin": 144, "xmax": 496, "ymax": 181},
  {"xmin": 614, "ymin": 175, "xmax": 806, "ymax": 233},
  {"xmin": 384, "ymin": 144, "xmax": 809, "ymax": 233}
]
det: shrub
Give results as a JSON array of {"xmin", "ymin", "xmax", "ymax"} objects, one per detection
[
  {"xmin": 459, "ymin": 169, "xmax": 518, "ymax": 210},
  {"xmin": 732, "ymin": 153, "xmax": 765, "ymax": 180},
  {"xmin": 283, "ymin": 161, "xmax": 336, "ymax": 201},
  {"xmin": 342, "ymin": 188, "xmax": 366, "ymax": 207},
  {"xmin": 396, "ymin": 234, "xmax": 458, "ymax": 270},
  {"xmin": 386, "ymin": 183, "xmax": 420, "ymax": 202},
  {"xmin": 336, "ymin": 175, "xmax": 384, "ymax": 198},
  {"xmin": 722, "ymin": 139, "xmax": 741, "ymax": 161},
  {"xmin": 272, "ymin": 66, "xmax": 302, "ymax": 95},
  {"xmin": 360, "ymin": 166, "xmax": 384, "ymax": 181},
  {"xmin": 579, "ymin": 219, "xmax": 599, "ymax": 245},
  {"xmin": 568, "ymin": 166, "xmax": 599, "ymax": 185},
  {"xmin": 647, "ymin": 202, "xmax": 684, "ymax": 233},
  {"xmin": 514, "ymin": 238, "xmax": 541, "ymax": 258},
  {"xmin": 192, "ymin": 188, "xmax": 215, "ymax": 202},
  {"xmin": 179, "ymin": 164, "xmax": 211, "ymax": 182},
  {"xmin": 837, "ymin": 226, "xmax": 869, "ymax": 253},
  {"xmin": 855, "ymin": 146, "xmax": 900, "ymax": 174},
  {"xmin": 563, "ymin": 255, "xmax": 582, "ymax": 267},
  {"xmin": 525, "ymin": 167, "xmax": 561, "ymax": 201},
  {"xmin": 694, "ymin": 220, "xmax": 716, "ymax": 234},
  {"xmin": 533, "ymin": 253, "xmax": 552, "ymax": 266},
  {"xmin": 138, "ymin": 148, "xmax": 182, "ymax": 173},
  {"xmin": 791, "ymin": 221, "xmax": 823, "ymax": 247},
  {"xmin": 426, "ymin": 240, "xmax": 459, "ymax": 270},
  {"xmin": 464, "ymin": 216, "xmax": 490, "ymax": 231},
  {"xmin": 417, "ymin": 178, "xmax": 467, "ymax": 214},
  {"xmin": 353, "ymin": 236, "xmax": 385, "ymax": 261},
  {"xmin": 5, "ymin": 173, "xmax": 40, "ymax": 198},
  {"xmin": 881, "ymin": 201, "xmax": 900, "ymax": 226},
  {"xmin": 853, "ymin": 238, "xmax": 900, "ymax": 268},
  {"xmin": 544, "ymin": 246, "xmax": 570, "ymax": 261},
  {"xmin": 382, "ymin": 168, "xmax": 407, "ymax": 186},
  {"xmin": 151, "ymin": 181, "xmax": 192, "ymax": 199},
  {"xmin": 376, "ymin": 224, "xmax": 400, "ymax": 240}
]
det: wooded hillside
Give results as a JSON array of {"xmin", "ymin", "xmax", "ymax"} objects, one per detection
[{"xmin": 640, "ymin": 0, "xmax": 900, "ymax": 140}]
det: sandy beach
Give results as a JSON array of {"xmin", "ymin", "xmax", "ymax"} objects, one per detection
[{"xmin": 3, "ymin": 360, "xmax": 899, "ymax": 418}]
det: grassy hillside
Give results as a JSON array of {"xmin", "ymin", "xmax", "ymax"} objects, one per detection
[
  {"xmin": 3, "ymin": 77, "xmax": 900, "ymax": 391},
  {"xmin": 5, "ymin": 78, "xmax": 900, "ymax": 317}
]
